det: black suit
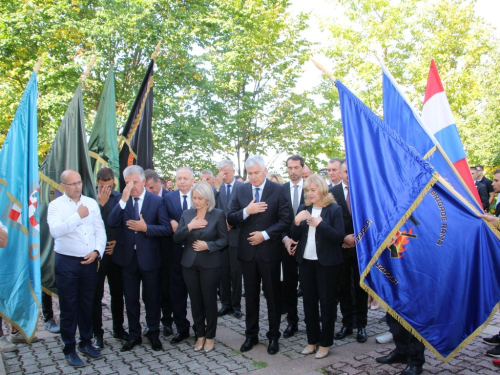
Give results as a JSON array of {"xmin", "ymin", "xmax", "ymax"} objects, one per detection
[
  {"xmin": 227, "ymin": 179, "xmax": 292, "ymax": 340},
  {"xmin": 217, "ymin": 180, "xmax": 244, "ymax": 311},
  {"xmin": 475, "ymin": 181, "xmax": 489, "ymax": 212},
  {"xmin": 330, "ymin": 183, "xmax": 368, "ymax": 329},
  {"xmin": 159, "ymin": 188, "xmax": 173, "ymax": 329},
  {"xmin": 108, "ymin": 191, "xmax": 172, "ymax": 341},
  {"xmin": 281, "ymin": 181, "xmax": 305, "ymax": 326},
  {"xmin": 290, "ymin": 203, "xmax": 344, "ymax": 347},
  {"xmin": 174, "ymin": 208, "xmax": 228, "ymax": 338}
]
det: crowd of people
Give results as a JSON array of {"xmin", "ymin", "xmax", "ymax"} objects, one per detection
[{"xmin": 1, "ymin": 156, "xmax": 499, "ymax": 375}]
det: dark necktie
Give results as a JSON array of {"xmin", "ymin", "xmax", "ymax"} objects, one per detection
[
  {"xmin": 292, "ymin": 185, "xmax": 299, "ymax": 215},
  {"xmin": 345, "ymin": 186, "xmax": 352, "ymax": 215},
  {"xmin": 134, "ymin": 197, "xmax": 140, "ymax": 220},
  {"xmin": 254, "ymin": 187, "xmax": 260, "ymax": 202},
  {"xmin": 182, "ymin": 195, "xmax": 188, "ymax": 210},
  {"xmin": 226, "ymin": 184, "xmax": 231, "ymax": 204}
]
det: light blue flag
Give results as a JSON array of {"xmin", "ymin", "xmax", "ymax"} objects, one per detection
[
  {"xmin": 0, "ymin": 71, "xmax": 41, "ymax": 342},
  {"xmin": 336, "ymin": 79, "xmax": 500, "ymax": 362}
]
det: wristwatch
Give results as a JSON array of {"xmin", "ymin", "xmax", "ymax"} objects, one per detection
[{"xmin": 93, "ymin": 250, "xmax": 101, "ymax": 261}]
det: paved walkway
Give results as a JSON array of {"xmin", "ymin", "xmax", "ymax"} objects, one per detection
[{"xmin": 2, "ymin": 288, "xmax": 500, "ymax": 375}]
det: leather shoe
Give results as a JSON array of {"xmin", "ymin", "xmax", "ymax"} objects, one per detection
[
  {"xmin": 113, "ymin": 329, "xmax": 130, "ymax": 341},
  {"xmin": 218, "ymin": 306, "xmax": 233, "ymax": 316},
  {"xmin": 240, "ymin": 337, "xmax": 259, "ymax": 353},
  {"xmin": 93, "ymin": 334, "xmax": 103, "ymax": 351},
  {"xmin": 283, "ymin": 324, "xmax": 298, "ymax": 338},
  {"xmin": 148, "ymin": 336, "xmax": 162, "ymax": 351},
  {"xmin": 170, "ymin": 331, "xmax": 189, "ymax": 344},
  {"xmin": 163, "ymin": 325, "xmax": 173, "ymax": 337},
  {"xmin": 78, "ymin": 344, "xmax": 102, "ymax": 359},
  {"xmin": 376, "ymin": 351, "xmax": 407, "ymax": 364},
  {"xmin": 399, "ymin": 364, "xmax": 423, "ymax": 375},
  {"xmin": 121, "ymin": 338, "xmax": 142, "ymax": 352},
  {"xmin": 65, "ymin": 352, "xmax": 85, "ymax": 367},
  {"xmin": 356, "ymin": 327, "xmax": 367, "ymax": 343},
  {"xmin": 233, "ymin": 310, "xmax": 243, "ymax": 319},
  {"xmin": 334, "ymin": 326, "xmax": 353, "ymax": 340},
  {"xmin": 267, "ymin": 339, "xmax": 279, "ymax": 355}
]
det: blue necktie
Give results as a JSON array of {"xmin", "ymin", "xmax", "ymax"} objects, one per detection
[
  {"xmin": 226, "ymin": 184, "xmax": 231, "ymax": 204},
  {"xmin": 134, "ymin": 197, "xmax": 140, "ymax": 220},
  {"xmin": 254, "ymin": 187, "xmax": 260, "ymax": 203},
  {"xmin": 182, "ymin": 195, "xmax": 188, "ymax": 210}
]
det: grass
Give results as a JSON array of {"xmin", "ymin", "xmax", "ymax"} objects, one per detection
[{"xmin": 253, "ymin": 361, "xmax": 268, "ymax": 369}]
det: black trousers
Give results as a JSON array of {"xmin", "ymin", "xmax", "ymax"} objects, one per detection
[
  {"xmin": 282, "ymin": 247, "xmax": 299, "ymax": 325},
  {"xmin": 219, "ymin": 246, "xmax": 242, "ymax": 311},
  {"xmin": 183, "ymin": 258, "xmax": 221, "ymax": 339},
  {"xmin": 300, "ymin": 260, "xmax": 339, "ymax": 347},
  {"xmin": 338, "ymin": 247, "xmax": 368, "ymax": 328},
  {"xmin": 54, "ymin": 253, "xmax": 98, "ymax": 355},
  {"xmin": 388, "ymin": 314, "xmax": 426, "ymax": 366},
  {"xmin": 160, "ymin": 248, "xmax": 173, "ymax": 328},
  {"xmin": 92, "ymin": 253, "xmax": 125, "ymax": 335},
  {"xmin": 170, "ymin": 261, "xmax": 190, "ymax": 334},
  {"xmin": 41, "ymin": 291, "xmax": 54, "ymax": 322},
  {"xmin": 122, "ymin": 253, "xmax": 161, "ymax": 341},
  {"xmin": 241, "ymin": 256, "xmax": 282, "ymax": 340}
]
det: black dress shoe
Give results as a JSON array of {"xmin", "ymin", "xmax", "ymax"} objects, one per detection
[
  {"xmin": 93, "ymin": 333, "xmax": 103, "ymax": 350},
  {"xmin": 170, "ymin": 331, "xmax": 189, "ymax": 344},
  {"xmin": 218, "ymin": 306, "xmax": 233, "ymax": 316},
  {"xmin": 163, "ymin": 325, "xmax": 173, "ymax": 337},
  {"xmin": 376, "ymin": 351, "xmax": 407, "ymax": 364},
  {"xmin": 399, "ymin": 364, "xmax": 423, "ymax": 375},
  {"xmin": 267, "ymin": 339, "xmax": 279, "ymax": 355},
  {"xmin": 356, "ymin": 327, "xmax": 367, "ymax": 343},
  {"xmin": 283, "ymin": 324, "xmax": 298, "ymax": 338},
  {"xmin": 113, "ymin": 329, "xmax": 130, "ymax": 341},
  {"xmin": 121, "ymin": 338, "xmax": 142, "ymax": 352},
  {"xmin": 334, "ymin": 326, "xmax": 353, "ymax": 340},
  {"xmin": 149, "ymin": 336, "xmax": 163, "ymax": 351},
  {"xmin": 240, "ymin": 337, "xmax": 259, "ymax": 352},
  {"xmin": 233, "ymin": 310, "xmax": 243, "ymax": 319}
]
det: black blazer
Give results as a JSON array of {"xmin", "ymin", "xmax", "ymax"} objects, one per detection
[
  {"xmin": 216, "ymin": 180, "xmax": 244, "ymax": 247},
  {"xmin": 290, "ymin": 203, "xmax": 345, "ymax": 266},
  {"xmin": 163, "ymin": 189, "xmax": 187, "ymax": 264},
  {"xmin": 173, "ymin": 208, "xmax": 228, "ymax": 268},
  {"xmin": 108, "ymin": 191, "xmax": 172, "ymax": 271},
  {"xmin": 282, "ymin": 181, "xmax": 305, "ymax": 240},
  {"xmin": 227, "ymin": 179, "xmax": 292, "ymax": 262},
  {"xmin": 330, "ymin": 183, "xmax": 354, "ymax": 237}
]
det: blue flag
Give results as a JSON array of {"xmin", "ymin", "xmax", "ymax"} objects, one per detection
[
  {"xmin": 0, "ymin": 72, "xmax": 41, "ymax": 341},
  {"xmin": 336, "ymin": 79, "xmax": 500, "ymax": 361},
  {"xmin": 381, "ymin": 64, "xmax": 483, "ymax": 213}
]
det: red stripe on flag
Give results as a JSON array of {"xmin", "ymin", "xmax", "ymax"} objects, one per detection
[
  {"xmin": 453, "ymin": 158, "xmax": 483, "ymax": 209},
  {"xmin": 9, "ymin": 209, "xmax": 21, "ymax": 222},
  {"xmin": 423, "ymin": 59, "xmax": 445, "ymax": 105},
  {"xmin": 29, "ymin": 216, "xmax": 38, "ymax": 227}
]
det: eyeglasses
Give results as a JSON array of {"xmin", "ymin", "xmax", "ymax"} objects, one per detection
[{"xmin": 62, "ymin": 181, "xmax": 82, "ymax": 187}]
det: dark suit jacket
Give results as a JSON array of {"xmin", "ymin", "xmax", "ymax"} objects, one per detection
[
  {"xmin": 495, "ymin": 203, "xmax": 500, "ymax": 217},
  {"xmin": 227, "ymin": 179, "xmax": 292, "ymax": 262},
  {"xmin": 173, "ymin": 208, "xmax": 228, "ymax": 268},
  {"xmin": 108, "ymin": 191, "xmax": 172, "ymax": 271},
  {"xmin": 161, "ymin": 188, "xmax": 169, "ymax": 199},
  {"xmin": 163, "ymin": 190, "xmax": 187, "ymax": 264},
  {"xmin": 330, "ymin": 183, "xmax": 354, "ymax": 239},
  {"xmin": 475, "ymin": 181, "xmax": 489, "ymax": 211},
  {"xmin": 217, "ymin": 180, "xmax": 244, "ymax": 247},
  {"xmin": 282, "ymin": 181, "xmax": 305, "ymax": 240},
  {"xmin": 290, "ymin": 203, "xmax": 345, "ymax": 266},
  {"xmin": 98, "ymin": 189, "xmax": 122, "ymax": 241}
]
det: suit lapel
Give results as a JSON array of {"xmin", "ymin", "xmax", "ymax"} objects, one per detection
[
  {"xmin": 260, "ymin": 179, "xmax": 272, "ymax": 202},
  {"xmin": 141, "ymin": 191, "xmax": 151, "ymax": 216}
]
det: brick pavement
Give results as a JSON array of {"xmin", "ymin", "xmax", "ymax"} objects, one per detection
[{"xmin": 2, "ymin": 288, "xmax": 500, "ymax": 374}]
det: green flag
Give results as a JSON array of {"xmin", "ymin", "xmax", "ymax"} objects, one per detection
[
  {"xmin": 39, "ymin": 84, "xmax": 95, "ymax": 295},
  {"xmin": 88, "ymin": 66, "xmax": 119, "ymax": 189}
]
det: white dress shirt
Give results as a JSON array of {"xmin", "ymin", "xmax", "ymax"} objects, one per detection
[
  {"xmin": 178, "ymin": 190, "xmax": 192, "ymax": 210},
  {"xmin": 119, "ymin": 187, "xmax": 146, "ymax": 212},
  {"xmin": 243, "ymin": 179, "xmax": 269, "ymax": 240},
  {"xmin": 303, "ymin": 207, "xmax": 322, "ymax": 260},
  {"xmin": 47, "ymin": 193, "xmax": 106, "ymax": 258}
]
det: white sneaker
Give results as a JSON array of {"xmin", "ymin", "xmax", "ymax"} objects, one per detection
[
  {"xmin": 376, "ymin": 332, "xmax": 393, "ymax": 344},
  {"xmin": 0, "ymin": 336, "xmax": 18, "ymax": 352},
  {"xmin": 44, "ymin": 318, "xmax": 60, "ymax": 333},
  {"xmin": 9, "ymin": 331, "xmax": 39, "ymax": 344}
]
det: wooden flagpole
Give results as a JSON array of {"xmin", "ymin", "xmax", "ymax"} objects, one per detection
[
  {"xmin": 311, "ymin": 57, "xmax": 337, "ymax": 82},
  {"xmin": 80, "ymin": 55, "xmax": 97, "ymax": 83},
  {"xmin": 33, "ymin": 57, "xmax": 43, "ymax": 74}
]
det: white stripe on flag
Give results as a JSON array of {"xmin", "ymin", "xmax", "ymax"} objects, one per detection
[{"xmin": 422, "ymin": 91, "xmax": 455, "ymax": 135}]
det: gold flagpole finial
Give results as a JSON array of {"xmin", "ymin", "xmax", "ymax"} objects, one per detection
[
  {"xmin": 151, "ymin": 41, "xmax": 162, "ymax": 61},
  {"xmin": 311, "ymin": 57, "xmax": 337, "ymax": 82},
  {"xmin": 80, "ymin": 55, "xmax": 97, "ymax": 83},
  {"xmin": 33, "ymin": 57, "xmax": 43, "ymax": 74}
]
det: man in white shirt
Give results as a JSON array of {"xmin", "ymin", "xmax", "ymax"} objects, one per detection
[
  {"xmin": 47, "ymin": 169, "xmax": 106, "ymax": 368},
  {"xmin": 327, "ymin": 158, "xmax": 343, "ymax": 186}
]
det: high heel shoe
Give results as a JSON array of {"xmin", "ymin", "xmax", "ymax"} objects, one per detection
[
  {"xmin": 301, "ymin": 344, "xmax": 318, "ymax": 355},
  {"xmin": 315, "ymin": 346, "xmax": 329, "ymax": 359},
  {"xmin": 204, "ymin": 338, "xmax": 215, "ymax": 353},
  {"xmin": 194, "ymin": 337, "xmax": 206, "ymax": 352}
]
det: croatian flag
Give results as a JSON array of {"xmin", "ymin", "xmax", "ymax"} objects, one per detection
[{"xmin": 422, "ymin": 59, "xmax": 481, "ymax": 206}]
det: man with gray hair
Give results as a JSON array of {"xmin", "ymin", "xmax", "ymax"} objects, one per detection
[
  {"xmin": 216, "ymin": 160, "xmax": 244, "ymax": 319},
  {"xmin": 228, "ymin": 155, "xmax": 292, "ymax": 355},
  {"xmin": 200, "ymin": 169, "xmax": 215, "ymax": 187},
  {"xmin": 327, "ymin": 157, "xmax": 343, "ymax": 186}
]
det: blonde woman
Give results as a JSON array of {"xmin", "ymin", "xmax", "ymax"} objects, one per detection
[{"xmin": 267, "ymin": 172, "xmax": 284, "ymax": 185}]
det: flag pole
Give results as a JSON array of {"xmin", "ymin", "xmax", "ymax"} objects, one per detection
[
  {"xmin": 311, "ymin": 57, "xmax": 337, "ymax": 83},
  {"xmin": 151, "ymin": 41, "xmax": 162, "ymax": 61},
  {"xmin": 33, "ymin": 57, "xmax": 43, "ymax": 74},
  {"xmin": 80, "ymin": 55, "xmax": 97, "ymax": 83}
]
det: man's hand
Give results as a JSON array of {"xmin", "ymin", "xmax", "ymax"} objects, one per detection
[
  {"xmin": 214, "ymin": 173, "xmax": 223, "ymax": 191},
  {"xmin": 126, "ymin": 214, "xmax": 148, "ymax": 232},
  {"xmin": 246, "ymin": 197, "xmax": 268, "ymax": 215},
  {"xmin": 193, "ymin": 240, "xmax": 209, "ymax": 252},
  {"xmin": 81, "ymin": 250, "xmax": 99, "ymax": 265},
  {"xmin": 97, "ymin": 185, "xmax": 112, "ymax": 206},
  {"xmin": 188, "ymin": 217, "xmax": 208, "ymax": 232},
  {"xmin": 0, "ymin": 227, "xmax": 8, "ymax": 248},
  {"xmin": 226, "ymin": 220, "xmax": 233, "ymax": 232},
  {"xmin": 284, "ymin": 237, "xmax": 298, "ymax": 256},
  {"xmin": 247, "ymin": 231, "xmax": 265, "ymax": 246},
  {"xmin": 294, "ymin": 210, "xmax": 311, "ymax": 225},
  {"xmin": 121, "ymin": 180, "xmax": 134, "ymax": 202},
  {"xmin": 77, "ymin": 205, "xmax": 89, "ymax": 219},
  {"xmin": 171, "ymin": 220, "xmax": 179, "ymax": 233},
  {"xmin": 342, "ymin": 234, "xmax": 355, "ymax": 248},
  {"xmin": 479, "ymin": 213, "xmax": 500, "ymax": 227},
  {"xmin": 105, "ymin": 240, "xmax": 116, "ymax": 255},
  {"xmin": 307, "ymin": 216, "xmax": 323, "ymax": 227}
]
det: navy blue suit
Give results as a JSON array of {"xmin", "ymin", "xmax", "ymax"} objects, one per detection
[
  {"xmin": 159, "ymin": 188, "xmax": 173, "ymax": 329},
  {"xmin": 163, "ymin": 190, "xmax": 191, "ymax": 334},
  {"xmin": 108, "ymin": 191, "xmax": 172, "ymax": 341}
]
